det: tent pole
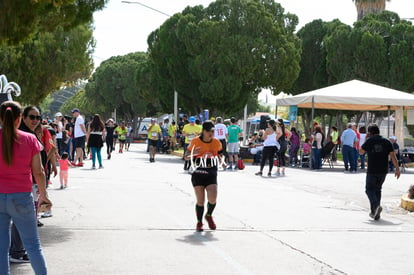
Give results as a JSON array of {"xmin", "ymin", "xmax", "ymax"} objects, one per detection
[
  {"xmin": 311, "ymin": 96, "xmax": 315, "ymax": 125},
  {"xmin": 387, "ymin": 106, "xmax": 391, "ymax": 138},
  {"xmin": 275, "ymin": 98, "xmax": 278, "ymax": 118}
]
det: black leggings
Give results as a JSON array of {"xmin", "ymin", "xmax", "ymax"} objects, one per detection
[
  {"xmin": 260, "ymin": 146, "xmax": 278, "ymax": 172},
  {"xmin": 277, "ymin": 141, "xmax": 287, "ymax": 167},
  {"xmin": 106, "ymin": 138, "xmax": 114, "ymax": 155}
]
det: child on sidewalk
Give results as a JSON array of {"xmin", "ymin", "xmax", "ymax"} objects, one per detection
[{"xmin": 59, "ymin": 152, "xmax": 73, "ymax": 189}]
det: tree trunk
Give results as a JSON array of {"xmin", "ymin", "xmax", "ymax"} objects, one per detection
[{"xmin": 354, "ymin": 0, "xmax": 386, "ymax": 20}]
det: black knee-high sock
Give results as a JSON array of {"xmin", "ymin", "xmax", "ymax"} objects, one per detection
[
  {"xmin": 206, "ymin": 202, "xmax": 216, "ymax": 216},
  {"xmin": 195, "ymin": 205, "xmax": 204, "ymax": 222}
]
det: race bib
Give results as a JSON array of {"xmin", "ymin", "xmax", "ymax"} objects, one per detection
[
  {"xmin": 188, "ymin": 134, "xmax": 195, "ymax": 141},
  {"xmin": 152, "ymin": 132, "xmax": 158, "ymax": 137}
]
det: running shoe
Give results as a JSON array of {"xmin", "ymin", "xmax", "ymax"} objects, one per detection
[
  {"xmin": 76, "ymin": 163, "xmax": 84, "ymax": 167},
  {"xmin": 374, "ymin": 206, "xmax": 383, "ymax": 221},
  {"xmin": 41, "ymin": 211, "xmax": 53, "ymax": 218},
  {"xmin": 205, "ymin": 215, "xmax": 216, "ymax": 230},
  {"xmin": 196, "ymin": 222, "xmax": 203, "ymax": 232},
  {"xmin": 255, "ymin": 171, "xmax": 262, "ymax": 176},
  {"xmin": 9, "ymin": 254, "xmax": 30, "ymax": 263}
]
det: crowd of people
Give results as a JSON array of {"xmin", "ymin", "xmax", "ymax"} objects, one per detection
[
  {"xmin": 0, "ymin": 101, "xmax": 135, "ymax": 274},
  {"xmin": 0, "ymin": 102, "xmax": 403, "ymax": 272}
]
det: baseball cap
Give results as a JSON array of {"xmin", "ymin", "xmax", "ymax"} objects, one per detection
[
  {"xmin": 71, "ymin": 108, "xmax": 80, "ymax": 113},
  {"xmin": 189, "ymin": 116, "xmax": 196, "ymax": 123},
  {"xmin": 55, "ymin": 112, "xmax": 63, "ymax": 117},
  {"xmin": 389, "ymin": 136, "xmax": 397, "ymax": 140},
  {"xmin": 202, "ymin": 120, "xmax": 215, "ymax": 131}
]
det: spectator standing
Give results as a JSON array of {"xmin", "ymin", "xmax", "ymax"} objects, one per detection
[
  {"xmin": 352, "ymin": 124, "xmax": 361, "ymax": 169},
  {"xmin": 311, "ymin": 125, "xmax": 323, "ymax": 170},
  {"xmin": 55, "ymin": 112, "xmax": 64, "ymax": 156},
  {"xmin": 288, "ymin": 127, "xmax": 300, "ymax": 167},
  {"xmin": 330, "ymin": 126, "xmax": 339, "ymax": 162},
  {"xmin": 255, "ymin": 120, "xmax": 280, "ymax": 177},
  {"xmin": 360, "ymin": 124, "xmax": 400, "ymax": 220},
  {"xmin": 71, "ymin": 108, "xmax": 87, "ymax": 167},
  {"xmin": 359, "ymin": 126, "xmax": 367, "ymax": 170},
  {"xmin": 276, "ymin": 119, "xmax": 290, "ymax": 175},
  {"xmin": 388, "ymin": 136, "xmax": 400, "ymax": 172},
  {"xmin": 87, "ymin": 114, "xmax": 106, "ymax": 169},
  {"xmin": 226, "ymin": 117, "xmax": 242, "ymax": 170},
  {"xmin": 0, "ymin": 101, "xmax": 52, "ymax": 274},
  {"xmin": 341, "ymin": 123, "xmax": 357, "ymax": 172}
]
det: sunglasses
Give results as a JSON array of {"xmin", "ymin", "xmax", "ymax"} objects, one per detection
[{"xmin": 28, "ymin": 115, "xmax": 42, "ymax": 121}]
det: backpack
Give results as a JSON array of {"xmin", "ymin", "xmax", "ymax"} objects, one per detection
[{"xmin": 237, "ymin": 158, "xmax": 245, "ymax": 170}]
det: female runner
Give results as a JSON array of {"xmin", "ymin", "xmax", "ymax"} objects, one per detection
[{"xmin": 185, "ymin": 120, "xmax": 223, "ymax": 232}]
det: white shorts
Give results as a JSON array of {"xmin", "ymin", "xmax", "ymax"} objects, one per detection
[{"xmin": 227, "ymin": 142, "xmax": 239, "ymax": 154}]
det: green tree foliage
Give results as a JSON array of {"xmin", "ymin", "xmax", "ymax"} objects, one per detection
[
  {"xmin": 291, "ymin": 20, "xmax": 345, "ymax": 94},
  {"xmin": 325, "ymin": 11, "xmax": 414, "ymax": 91},
  {"xmin": 85, "ymin": 52, "xmax": 151, "ymax": 119},
  {"xmin": 0, "ymin": 24, "xmax": 95, "ymax": 104},
  {"xmin": 0, "ymin": 0, "xmax": 107, "ymax": 44},
  {"xmin": 148, "ymin": 0, "xmax": 301, "ymax": 115}
]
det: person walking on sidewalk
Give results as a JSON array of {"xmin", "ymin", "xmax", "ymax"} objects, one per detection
[
  {"xmin": 226, "ymin": 117, "xmax": 242, "ymax": 170},
  {"xmin": 360, "ymin": 124, "xmax": 400, "ymax": 220},
  {"xmin": 184, "ymin": 120, "xmax": 222, "ymax": 232},
  {"xmin": 71, "ymin": 108, "xmax": 86, "ymax": 167},
  {"xmin": 147, "ymin": 119, "xmax": 162, "ymax": 162},
  {"xmin": 87, "ymin": 114, "xmax": 106, "ymax": 169},
  {"xmin": 0, "ymin": 101, "xmax": 52, "ymax": 275}
]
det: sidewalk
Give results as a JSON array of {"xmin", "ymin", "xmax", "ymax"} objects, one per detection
[{"xmin": 11, "ymin": 143, "xmax": 414, "ymax": 275}]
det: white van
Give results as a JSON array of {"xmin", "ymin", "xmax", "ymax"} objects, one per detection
[{"xmin": 137, "ymin": 118, "xmax": 153, "ymax": 139}]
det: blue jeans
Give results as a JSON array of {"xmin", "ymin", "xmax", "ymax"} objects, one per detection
[
  {"xmin": 312, "ymin": 148, "xmax": 322, "ymax": 169},
  {"xmin": 365, "ymin": 173, "xmax": 386, "ymax": 213},
  {"xmin": 0, "ymin": 192, "xmax": 47, "ymax": 275},
  {"xmin": 91, "ymin": 147, "xmax": 102, "ymax": 167},
  {"xmin": 342, "ymin": 145, "xmax": 356, "ymax": 171},
  {"xmin": 360, "ymin": 153, "xmax": 366, "ymax": 169}
]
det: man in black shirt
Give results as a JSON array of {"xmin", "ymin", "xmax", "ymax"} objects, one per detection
[{"xmin": 360, "ymin": 125, "xmax": 400, "ymax": 220}]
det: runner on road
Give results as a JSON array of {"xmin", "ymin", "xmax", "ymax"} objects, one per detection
[{"xmin": 185, "ymin": 120, "xmax": 223, "ymax": 232}]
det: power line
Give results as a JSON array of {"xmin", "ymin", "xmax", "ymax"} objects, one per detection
[{"xmin": 121, "ymin": 1, "xmax": 171, "ymax": 17}]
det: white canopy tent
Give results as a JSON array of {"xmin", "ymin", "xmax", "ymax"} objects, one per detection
[{"xmin": 276, "ymin": 80, "xmax": 414, "ymax": 148}]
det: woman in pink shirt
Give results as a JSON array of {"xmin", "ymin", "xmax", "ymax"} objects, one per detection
[{"xmin": 0, "ymin": 101, "xmax": 52, "ymax": 275}]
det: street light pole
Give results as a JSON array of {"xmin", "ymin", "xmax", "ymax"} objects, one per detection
[{"xmin": 122, "ymin": 1, "xmax": 178, "ymax": 123}]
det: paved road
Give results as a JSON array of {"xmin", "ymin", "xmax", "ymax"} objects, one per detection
[{"xmin": 12, "ymin": 143, "xmax": 414, "ymax": 275}]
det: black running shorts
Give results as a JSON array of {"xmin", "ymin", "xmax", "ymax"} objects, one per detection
[
  {"xmin": 148, "ymin": 139, "xmax": 158, "ymax": 147},
  {"xmin": 191, "ymin": 168, "xmax": 217, "ymax": 187}
]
